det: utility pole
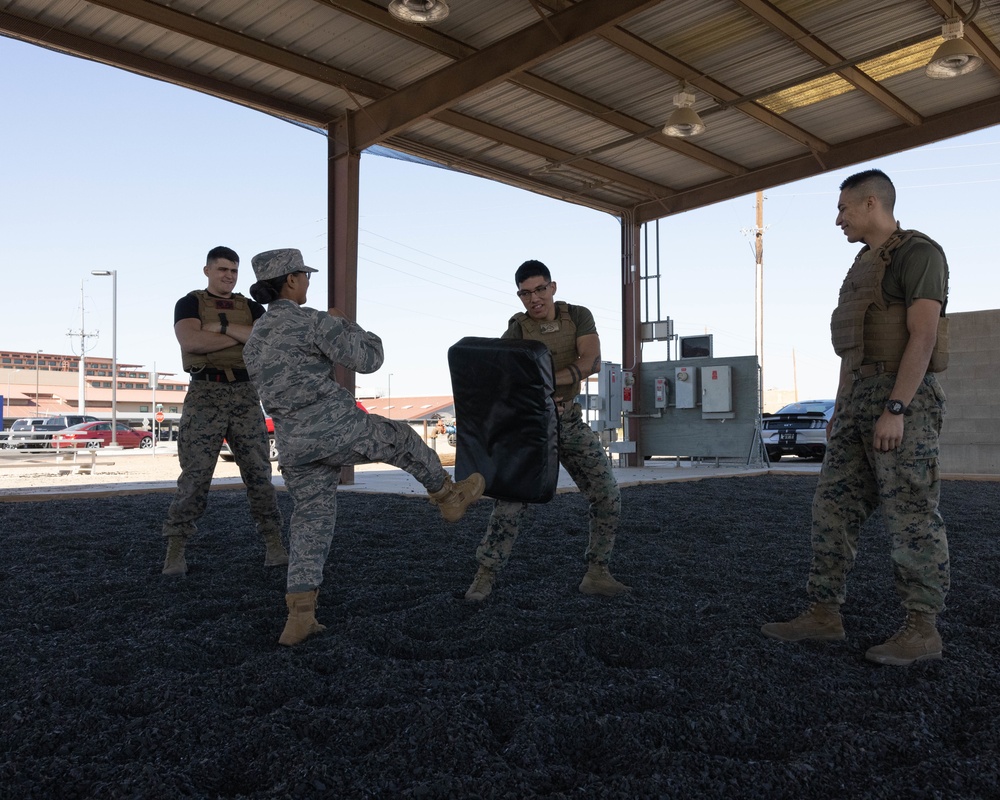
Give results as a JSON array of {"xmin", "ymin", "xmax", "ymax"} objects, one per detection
[
  {"xmin": 741, "ymin": 192, "xmax": 768, "ymax": 397},
  {"xmin": 754, "ymin": 190, "xmax": 765, "ymax": 389},
  {"xmin": 68, "ymin": 280, "xmax": 98, "ymax": 415}
]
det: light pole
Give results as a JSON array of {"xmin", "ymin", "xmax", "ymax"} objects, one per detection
[
  {"xmin": 387, "ymin": 373, "xmax": 393, "ymax": 419},
  {"xmin": 35, "ymin": 350, "xmax": 42, "ymax": 415},
  {"xmin": 91, "ymin": 270, "xmax": 118, "ymax": 446}
]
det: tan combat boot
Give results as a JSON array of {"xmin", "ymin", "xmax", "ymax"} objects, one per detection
[
  {"xmin": 263, "ymin": 531, "xmax": 289, "ymax": 567},
  {"xmin": 428, "ymin": 472, "xmax": 486, "ymax": 523},
  {"xmin": 162, "ymin": 536, "xmax": 187, "ymax": 577},
  {"xmin": 761, "ymin": 602, "xmax": 845, "ymax": 642},
  {"xmin": 278, "ymin": 589, "xmax": 326, "ymax": 647},
  {"xmin": 465, "ymin": 566, "xmax": 496, "ymax": 602},
  {"xmin": 579, "ymin": 564, "xmax": 631, "ymax": 596},
  {"xmin": 865, "ymin": 611, "xmax": 942, "ymax": 666}
]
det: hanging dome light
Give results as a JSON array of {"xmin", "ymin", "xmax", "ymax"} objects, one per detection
[
  {"xmin": 663, "ymin": 84, "xmax": 706, "ymax": 138},
  {"xmin": 388, "ymin": 0, "xmax": 450, "ymax": 24},
  {"xmin": 926, "ymin": 18, "xmax": 983, "ymax": 78}
]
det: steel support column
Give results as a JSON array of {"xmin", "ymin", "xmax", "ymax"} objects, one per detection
[
  {"xmin": 621, "ymin": 213, "xmax": 643, "ymax": 466},
  {"xmin": 329, "ymin": 118, "xmax": 361, "ymax": 484}
]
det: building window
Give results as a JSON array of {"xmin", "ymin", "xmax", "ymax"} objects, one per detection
[
  {"xmin": 170, "ymin": 407, "xmax": 179, "ymax": 414},
  {"xmin": 139, "ymin": 405, "xmax": 149, "ymax": 413}
]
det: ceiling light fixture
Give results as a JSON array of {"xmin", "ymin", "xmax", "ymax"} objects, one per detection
[
  {"xmin": 662, "ymin": 84, "xmax": 706, "ymax": 138},
  {"xmin": 926, "ymin": 6, "xmax": 983, "ymax": 79},
  {"xmin": 388, "ymin": 0, "xmax": 450, "ymax": 24}
]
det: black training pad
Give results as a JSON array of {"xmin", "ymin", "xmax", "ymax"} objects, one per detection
[{"xmin": 448, "ymin": 337, "xmax": 558, "ymax": 503}]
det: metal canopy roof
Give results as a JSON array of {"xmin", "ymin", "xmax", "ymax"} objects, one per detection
[{"xmin": 4, "ymin": 0, "xmax": 1000, "ymax": 223}]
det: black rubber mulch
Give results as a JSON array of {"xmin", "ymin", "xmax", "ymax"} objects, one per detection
[{"xmin": 1, "ymin": 474, "xmax": 998, "ymax": 799}]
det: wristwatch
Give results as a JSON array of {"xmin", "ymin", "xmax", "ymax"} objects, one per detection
[{"xmin": 885, "ymin": 399, "xmax": 907, "ymax": 415}]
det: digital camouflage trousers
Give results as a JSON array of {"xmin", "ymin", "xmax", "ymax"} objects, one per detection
[
  {"xmin": 808, "ymin": 372, "xmax": 949, "ymax": 614},
  {"xmin": 475, "ymin": 403, "xmax": 621, "ymax": 571},
  {"xmin": 280, "ymin": 414, "xmax": 449, "ymax": 593},
  {"xmin": 162, "ymin": 380, "xmax": 282, "ymax": 542}
]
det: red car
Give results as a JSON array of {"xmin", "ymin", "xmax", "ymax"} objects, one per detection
[{"xmin": 50, "ymin": 421, "xmax": 154, "ymax": 450}]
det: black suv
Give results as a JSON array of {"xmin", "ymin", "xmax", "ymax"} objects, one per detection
[{"xmin": 39, "ymin": 415, "xmax": 100, "ymax": 431}]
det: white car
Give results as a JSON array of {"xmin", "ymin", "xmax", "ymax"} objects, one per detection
[
  {"xmin": 762, "ymin": 400, "xmax": 835, "ymax": 462},
  {"xmin": 3, "ymin": 418, "xmax": 49, "ymax": 449}
]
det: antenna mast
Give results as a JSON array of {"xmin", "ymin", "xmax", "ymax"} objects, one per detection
[{"xmin": 67, "ymin": 280, "xmax": 99, "ymax": 415}]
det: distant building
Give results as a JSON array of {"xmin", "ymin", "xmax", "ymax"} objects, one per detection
[
  {"xmin": 1, "ymin": 351, "xmax": 459, "ymax": 443},
  {"xmin": 0, "ymin": 349, "xmax": 187, "ymax": 430},
  {"xmin": 359, "ymin": 395, "xmax": 455, "ymax": 423}
]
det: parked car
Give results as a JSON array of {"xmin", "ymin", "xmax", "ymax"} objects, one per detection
[
  {"xmin": 39, "ymin": 414, "xmax": 100, "ymax": 431},
  {"xmin": 219, "ymin": 402, "xmax": 368, "ymax": 463},
  {"xmin": 50, "ymin": 421, "xmax": 154, "ymax": 450},
  {"xmin": 761, "ymin": 399, "xmax": 836, "ymax": 462},
  {"xmin": 2, "ymin": 418, "xmax": 49, "ymax": 449},
  {"xmin": 220, "ymin": 416, "xmax": 278, "ymax": 463}
]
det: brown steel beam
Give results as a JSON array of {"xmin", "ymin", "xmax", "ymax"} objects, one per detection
[
  {"xmin": 630, "ymin": 94, "xmax": 1000, "ymax": 223},
  {"xmin": 317, "ymin": 0, "xmax": 471, "ymax": 60},
  {"xmin": 325, "ymin": 0, "xmax": 743, "ymax": 175},
  {"xmin": 621, "ymin": 215, "xmax": 643, "ymax": 467},
  {"xmin": 735, "ymin": 0, "xmax": 921, "ymax": 125},
  {"xmin": 535, "ymin": 0, "xmax": 828, "ymax": 153},
  {"xmin": 83, "ymin": 0, "xmax": 389, "ymax": 101},
  {"xmin": 329, "ymin": 120, "xmax": 362, "ymax": 485},
  {"xmin": 600, "ymin": 26, "xmax": 829, "ymax": 154},
  {"xmin": 0, "ymin": 9, "xmax": 655, "ymax": 215},
  {"xmin": 346, "ymin": 0, "xmax": 662, "ymax": 148},
  {"xmin": 0, "ymin": 11, "xmax": 335, "ymax": 127},
  {"xmin": 514, "ymin": 74, "xmax": 746, "ymax": 176},
  {"xmin": 379, "ymin": 137, "xmax": 630, "ymax": 216},
  {"xmin": 434, "ymin": 110, "xmax": 676, "ymax": 199}
]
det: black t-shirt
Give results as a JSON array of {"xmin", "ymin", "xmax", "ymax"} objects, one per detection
[{"xmin": 173, "ymin": 291, "xmax": 266, "ymax": 325}]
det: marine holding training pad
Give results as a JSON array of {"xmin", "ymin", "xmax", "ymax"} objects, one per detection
[{"xmin": 447, "ymin": 337, "xmax": 559, "ymax": 504}]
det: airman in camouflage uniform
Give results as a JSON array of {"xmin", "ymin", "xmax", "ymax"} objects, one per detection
[
  {"xmin": 762, "ymin": 170, "xmax": 950, "ymax": 666},
  {"xmin": 161, "ymin": 246, "xmax": 286, "ymax": 577},
  {"xmin": 243, "ymin": 248, "xmax": 484, "ymax": 647},
  {"xmin": 464, "ymin": 260, "xmax": 628, "ymax": 603}
]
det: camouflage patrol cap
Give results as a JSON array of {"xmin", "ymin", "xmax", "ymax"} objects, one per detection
[{"xmin": 250, "ymin": 248, "xmax": 319, "ymax": 281}]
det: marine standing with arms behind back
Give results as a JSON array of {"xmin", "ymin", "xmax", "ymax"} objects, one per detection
[
  {"xmin": 761, "ymin": 169, "xmax": 950, "ymax": 666},
  {"xmin": 243, "ymin": 248, "xmax": 485, "ymax": 647},
  {"xmin": 161, "ymin": 246, "xmax": 287, "ymax": 576},
  {"xmin": 464, "ymin": 259, "xmax": 628, "ymax": 602}
]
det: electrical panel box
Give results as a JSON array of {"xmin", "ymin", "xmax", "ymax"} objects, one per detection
[
  {"xmin": 654, "ymin": 376, "xmax": 668, "ymax": 409},
  {"xmin": 701, "ymin": 365, "xmax": 732, "ymax": 412},
  {"xmin": 674, "ymin": 366, "xmax": 697, "ymax": 408},
  {"xmin": 621, "ymin": 371, "xmax": 634, "ymax": 413},
  {"xmin": 599, "ymin": 363, "xmax": 623, "ymax": 426},
  {"xmin": 582, "ymin": 362, "xmax": 625, "ymax": 432}
]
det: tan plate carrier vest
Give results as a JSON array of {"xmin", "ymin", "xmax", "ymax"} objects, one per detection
[
  {"xmin": 182, "ymin": 290, "xmax": 254, "ymax": 379},
  {"xmin": 512, "ymin": 301, "xmax": 580, "ymax": 402},
  {"xmin": 830, "ymin": 228, "xmax": 949, "ymax": 374}
]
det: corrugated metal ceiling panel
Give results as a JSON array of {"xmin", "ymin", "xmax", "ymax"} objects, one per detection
[
  {"xmin": 6, "ymin": 0, "xmax": 1000, "ymax": 221},
  {"xmin": 529, "ymin": 38, "xmax": 677, "ymax": 127}
]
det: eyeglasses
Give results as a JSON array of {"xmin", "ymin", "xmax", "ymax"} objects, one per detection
[{"xmin": 516, "ymin": 282, "xmax": 552, "ymax": 299}]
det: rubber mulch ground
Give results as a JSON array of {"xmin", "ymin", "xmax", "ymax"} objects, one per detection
[{"xmin": 1, "ymin": 474, "xmax": 998, "ymax": 799}]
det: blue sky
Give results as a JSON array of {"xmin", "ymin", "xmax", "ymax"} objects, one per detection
[{"xmin": 2, "ymin": 36, "xmax": 998, "ymax": 402}]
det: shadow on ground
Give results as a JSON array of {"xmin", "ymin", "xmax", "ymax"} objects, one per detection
[{"xmin": 1, "ymin": 475, "xmax": 998, "ymax": 799}]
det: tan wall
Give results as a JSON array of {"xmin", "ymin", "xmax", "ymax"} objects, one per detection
[{"xmin": 936, "ymin": 309, "xmax": 1000, "ymax": 476}]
